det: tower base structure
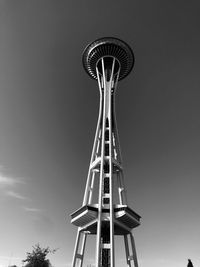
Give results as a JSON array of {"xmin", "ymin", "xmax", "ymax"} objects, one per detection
[
  {"xmin": 71, "ymin": 205, "xmax": 140, "ymax": 267},
  {"xmin": 70, "ymin": 37, "xmax": 141, "ymax": 267}
]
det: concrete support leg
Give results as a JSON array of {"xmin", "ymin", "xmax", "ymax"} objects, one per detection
[
  {"xmin": 124, "ymin": 234, "xmax": 131, "ymax": 267},
  {"xmin": 130, "ymin": 233, "xmax": 139, "ymax": 267},
  {"xmin": 72, "ymin": 229, "xmax": 87, "ymax": 267}
]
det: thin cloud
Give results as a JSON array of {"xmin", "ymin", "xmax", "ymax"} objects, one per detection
[
  {"xmin": 0, "ymin": 172, "xmax": 24, "ymax": 187},
  {"xmin": 23, "ymin": 207, "xmax": 42, "ymax": 212},
  {"xmin": 6, "ymin": 190, "xmax": 27, "ymax": 200},
  {"xmin": 0, "ymin": 175, "xmax": 17, "ymax": 186},
  {"xmin": 0, "ymin": 170, "xmax": 28, "ymax": 203}
]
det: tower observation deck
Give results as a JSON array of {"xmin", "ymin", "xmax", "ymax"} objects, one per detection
[{"xmin": 70, "ymin": 37, "xmax": 141, "ymax": 267}]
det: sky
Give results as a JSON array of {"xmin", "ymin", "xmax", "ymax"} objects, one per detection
[{"xmin": 0, "ymin": 1, "xmax": 200, "ymax": 267}]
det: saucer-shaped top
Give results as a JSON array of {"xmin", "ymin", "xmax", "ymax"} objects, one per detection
[{"xmin": 82, "ymin": 37, "xmax": 134, "ymax": 81}]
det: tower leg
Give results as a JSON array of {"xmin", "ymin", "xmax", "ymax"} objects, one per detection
[
  {"xmin": 130, "ymin": 233, "xmax": 139, "ymax": 267},
  {"xmin": 124, "ymin": 233, "xmax": 139, "ymax": 267},
  {"xmin": 124, "ymin": 235, "xmax": 131, "ymax": 267},
  {"xmin": 72, "ymin": 228, "xmax": 87, "ymax": 267},
  {"xmin": 95, "ymin": 219, "xmax": 102, "ymax": 267},
  {"xmin": 80, "ymin": 232, "xmax": 87, "ymax": 267}
]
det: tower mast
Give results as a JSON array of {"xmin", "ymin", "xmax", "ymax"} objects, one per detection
[{"xmin": 71, "ymin": 37, "xmax": 141, "ymax": 267}]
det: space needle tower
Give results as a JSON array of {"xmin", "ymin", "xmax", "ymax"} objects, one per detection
[{"xmin": 70, "ymin": 37, "xmax": 141, "ymax": 267}]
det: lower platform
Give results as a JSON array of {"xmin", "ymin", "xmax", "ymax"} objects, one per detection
[{"xmin": 70, "ymin": 204, "xmax": 141, "ymax": 235}]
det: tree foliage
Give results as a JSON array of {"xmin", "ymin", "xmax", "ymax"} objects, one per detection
[{"xmin": 22, "ymin": 243, "xmax": 57, "ymax": 267}]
